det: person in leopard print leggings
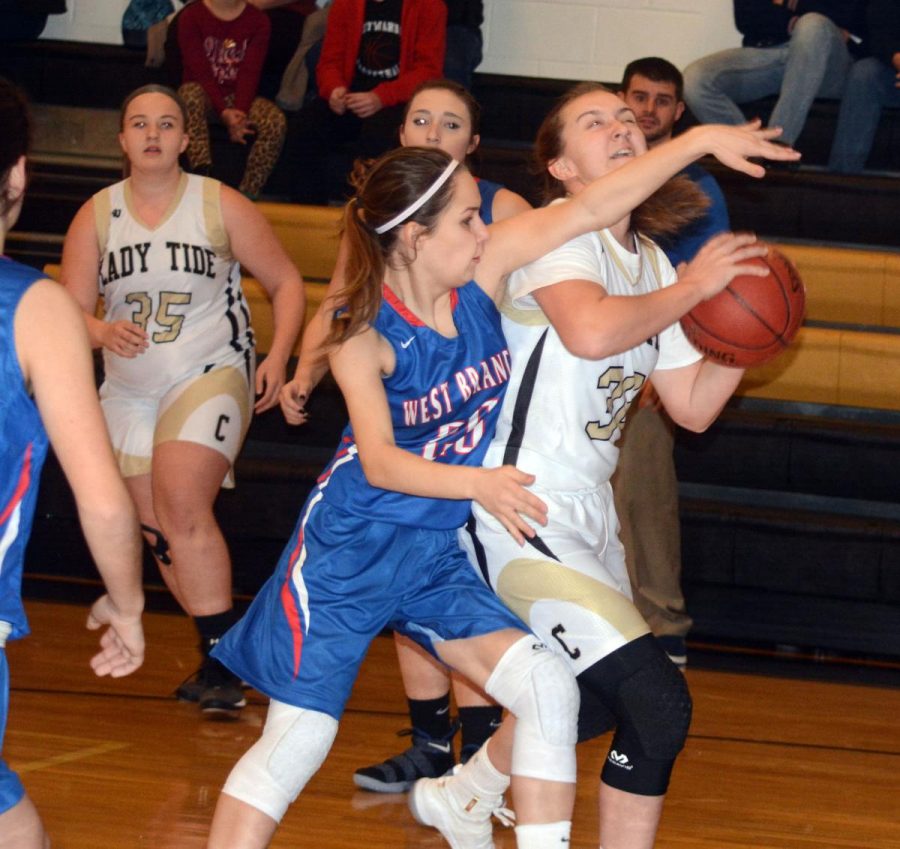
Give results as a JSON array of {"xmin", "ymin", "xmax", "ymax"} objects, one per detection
[{"xmin": 177, "ymin": 0, "xmax": 286, "ymax": 198}]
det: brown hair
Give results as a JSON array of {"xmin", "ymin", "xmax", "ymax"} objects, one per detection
[
  {"xmin": 533, "ymin": 81, "xmax": 708, "ymax": 240},
  {"xmin": 402, "ymin": 78, "xmax": 482, "ymax": 139},
  {"xmin": 0, "ymin": 77, "xmax": 31, "ymax": 220},
  {"xmin": 325, "ymin": 146, "xmax": 464, "ymax": 350}
]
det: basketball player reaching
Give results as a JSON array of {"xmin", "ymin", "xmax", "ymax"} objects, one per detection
[
  {"xmin": 0, "ymin": 77, "xmax": 146, "ymax": 849},
  {"xmin": 280, "ymin": 79, "xmax": 531, "ymax": 789},
  {"xmin": 60, "ymin": 85, "xmax": 305, "ymax": 717},
  {"xmin": 414, "ymin": 82, "xmax": 782, "ymax": 849},
  {"xmin": 205, "ymin": 126, "xmax": 797, "ymax": 848}
]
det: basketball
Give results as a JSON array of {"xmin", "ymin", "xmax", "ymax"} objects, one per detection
[{"xmin": 679, "ymin": 245, "xmax": 806, "ymax": 368}]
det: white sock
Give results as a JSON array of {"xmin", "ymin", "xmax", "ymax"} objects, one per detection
[
  {"xmin": 445, "ymin": 743, "xmax": 510, "ymax": 809},
  {"xmin": 515, "ymin": 820, "xmax": 572, "ymax": 848}
]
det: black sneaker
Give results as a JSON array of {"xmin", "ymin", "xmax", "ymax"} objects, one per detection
[
  {"xmin": 174, "ymin": 657, "xmax": 246, "ymax": 716},
  {"xmin": 353, "ymin": 725, "xmax": 458, "ymax": 793},
  {"xmin": 174, "ymin": 666, "xmax": 207, "ymax": 703},
  {"xmin": 198, "ymin": 657, "xmax": 247, "ymax": 717}
]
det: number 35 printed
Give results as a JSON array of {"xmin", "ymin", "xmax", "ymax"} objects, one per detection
[{"xmin": 124, "ymin": 290, "xmax": 192, "ymax": 343}]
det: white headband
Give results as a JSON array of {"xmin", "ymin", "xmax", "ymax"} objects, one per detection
[{"xmin": 374, "ymin": 159, "xmax": 460, "ymax": 234}]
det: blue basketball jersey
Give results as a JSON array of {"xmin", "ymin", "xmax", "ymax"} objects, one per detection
[
  {"xmin": 0, "ymin": 259, "xmax": 50, "ymax": 641},
  {"xmin": 315, "ymin": 280, "xmax": 511, "ymax": 530},
  {"xmin": 476, "ymin": 177, "xmax": 502, "ymax": 226}
]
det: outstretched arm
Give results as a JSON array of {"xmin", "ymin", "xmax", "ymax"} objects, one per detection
[
  {"xmin": 15, "ymin": 281, "xmax": 144, "ymax": 677},
  {"xmin": 478, "ymin": 122, "xmax": 799, "ymax": 297},
  {"xmin": 222, "ymin": 187, "xmax": 306, "ymax": 413}
]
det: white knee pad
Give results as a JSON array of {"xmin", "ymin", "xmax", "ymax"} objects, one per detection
[
  {"xmin": 484, "ymin": 636, "xmax": 579, "ymax": 783},
  {"xmin": 222, "ymin": 701, "xmax": 338, "ymax": 822}
]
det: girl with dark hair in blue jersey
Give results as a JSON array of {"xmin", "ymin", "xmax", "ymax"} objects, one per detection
[{"xmin": 205, "ymin": 125, "xmax": 799, "ymax": 849}]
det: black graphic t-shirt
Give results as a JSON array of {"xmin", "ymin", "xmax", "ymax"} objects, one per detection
[{"xmin": 352, "ymin": 0, "xmax": 403, "ymax": 91}]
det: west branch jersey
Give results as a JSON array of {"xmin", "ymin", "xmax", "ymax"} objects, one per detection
[
  {"xmin": 485, "ymin": 226, "xmax": 701, "ymax": 492},
  {"xmin": 0, "ymin": 260, "xmax": 50, "ymax": 640},
  {"xmin": 94, "ymin": 173, "xmax": 253, "ymax": 396},
  {"xmin": 316, "ymin": 281, "xmax": 511, "ymax": 530}
]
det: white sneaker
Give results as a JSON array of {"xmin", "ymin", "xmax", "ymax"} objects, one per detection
[{"xmin": 408, "ymin": 774, "xmax": 513, "ymax": 849}]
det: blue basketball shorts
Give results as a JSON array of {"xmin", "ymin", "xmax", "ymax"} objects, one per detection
[{"xmin": 214, "ymin": 499, "xmax": 526, "ymax": 720}]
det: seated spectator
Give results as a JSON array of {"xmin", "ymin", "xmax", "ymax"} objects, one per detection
[
  {"xmin": 443, "ymin": 0, "xmax": 482, "ymax": 90},
  {"xmin": 829, "ymin": 0, "xmax": 900, "ymax": 173},
  {"xmin": 288, "ymin": 0, "xmax": 446, "ymax": 204},
  {"xmin": 177, "ymin": 0, "xmax": 287, "ymax": 198},
  {"xmin": 265, "ymin": 0, "xmax": 331, "ymax": 111},
  {"xmin": 684, "ymin": 0, "xmax": 867, "ymax": 146},
  {"xmin": 247, "ymin": 0, "xmax": 324, "ymax": 102}
]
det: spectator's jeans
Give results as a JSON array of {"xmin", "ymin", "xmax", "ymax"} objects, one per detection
[
  {"xmin": 828, "ymin": 57, "xmax": 900, "ymax": 173},
  {"xmin": 683, "ymin": 12, "xmax": 852, "ymax": 144},
  {"xmin": 444, "ymin": 25, "xmax": 483, "ymax": 90}
]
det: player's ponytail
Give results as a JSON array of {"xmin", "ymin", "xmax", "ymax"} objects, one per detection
[{"xmin": 325, "ymin": 147, "xmax": 461, "ymax": 350}]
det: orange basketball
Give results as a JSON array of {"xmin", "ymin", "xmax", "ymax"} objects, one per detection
[{"xmin": 680, "ymin": 245, "xmax": 805, "ymax": 368}]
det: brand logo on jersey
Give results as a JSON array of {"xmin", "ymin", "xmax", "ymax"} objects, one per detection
[
  {"xmin": 608, "ymin": 750, "xmax": 633, "ymax": 770},
  {"xmin": 112, "ymin": 208, "xmax": 122, "ymax": 218},
  {"xmin": 400, "ymin": 336, "xmax": 416, "ymax": 349}
]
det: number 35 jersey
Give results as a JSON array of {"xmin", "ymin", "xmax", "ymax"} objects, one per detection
[
  {"xmin": 93, "ymin": 173, "xmax": 253, "ymax": 395},
  {"xmin": 486, "ymin": 226, "xmax": 701, "ymax": 492}
]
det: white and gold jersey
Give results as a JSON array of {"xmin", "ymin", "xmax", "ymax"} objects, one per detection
[
  {"xmin": 484, "ymin": 225, "xmax": 701, "ymax": 492},
  {"xmin": 94, "ymin": 173, "xmax": 253, "ymax": 396}
]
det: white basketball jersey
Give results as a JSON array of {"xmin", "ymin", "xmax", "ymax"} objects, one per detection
[
  {"xmin": 94, "ymin": 173, "xmax": 253, "ymax": 395},
  {"xmin": 484, "ymin": 225, "xmax": 701, "ymax": 491}
]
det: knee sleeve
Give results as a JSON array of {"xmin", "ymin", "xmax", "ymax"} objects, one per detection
[
  {"xmin": 581, "ymin": 635, "xmax": 692, "ymax": 796},
  {"xmin": 222, "ymin": 701, "xmax": 338, "ymax": 822},
  {"xmin": 484, "ymin": 636, "xmax": 579, "ymax": 783},
  {"xmin": 140, "ymin": 524, "xmax": 171, "ymax": 566}
]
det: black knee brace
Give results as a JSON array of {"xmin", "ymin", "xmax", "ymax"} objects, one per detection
[
  {"xmin": 577, "ymin": 634, "xmax": 692, "ymax": 796},
  {"xmin": 141, "ymin": 523, "xmax": 172, "ymax": 566}
]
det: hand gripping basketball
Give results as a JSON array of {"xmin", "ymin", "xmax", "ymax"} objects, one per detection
[{"xmin": 680, "ymin": 245, "xmax": 805, "ymax": 368}]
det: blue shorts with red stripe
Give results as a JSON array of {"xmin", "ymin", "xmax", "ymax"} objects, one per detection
[
  {"xmin": 1, "ymin": 645, "xmax": 26, "ymax": 815},
  {"xmin": 213, "ymin": 498, "xmax": 526, "ymax": 720}
]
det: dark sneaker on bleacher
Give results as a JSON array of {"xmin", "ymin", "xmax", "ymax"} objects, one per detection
[{"xmin": 353, "ymin": 726, "xmax": 457, "ymax": 793}]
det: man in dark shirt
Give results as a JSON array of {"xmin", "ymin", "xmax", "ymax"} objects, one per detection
[{"xmin": 684, "ymin": 0, "xmax": 867, "ymax": 146}]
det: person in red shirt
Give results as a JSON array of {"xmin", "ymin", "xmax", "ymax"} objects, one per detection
[
  {"xmin": 288, "ymin": 0, "xmax": 446, "ymax": 203},
  {"xmin": 178, "ymin": 0, "xmax": 287, "ymax": 198}
]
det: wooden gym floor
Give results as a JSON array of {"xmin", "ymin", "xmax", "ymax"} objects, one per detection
[{"xmin": 6, "ymin": 600, "xmax": 900, "ymax": 849}]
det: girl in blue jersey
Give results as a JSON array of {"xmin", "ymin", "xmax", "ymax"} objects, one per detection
[
  {"xmin": 283, "ymin": 79, "xmax": 533, "ymax": 790},
  {"xmin": 207, "ymin": 124, "xmax": 799, "ymax": 849},
  {"xmin": 0, "ymin": 77, "xmax": 145, "ymax": 849}
]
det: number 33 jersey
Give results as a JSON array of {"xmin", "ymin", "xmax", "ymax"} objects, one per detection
[
  {"xmin": 487, "ymin": 226, "xmax": 701, "ymax": 492},
  {"xmin": 93, "ymin": 173, "xmax": 253, "ymax": 395}
]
